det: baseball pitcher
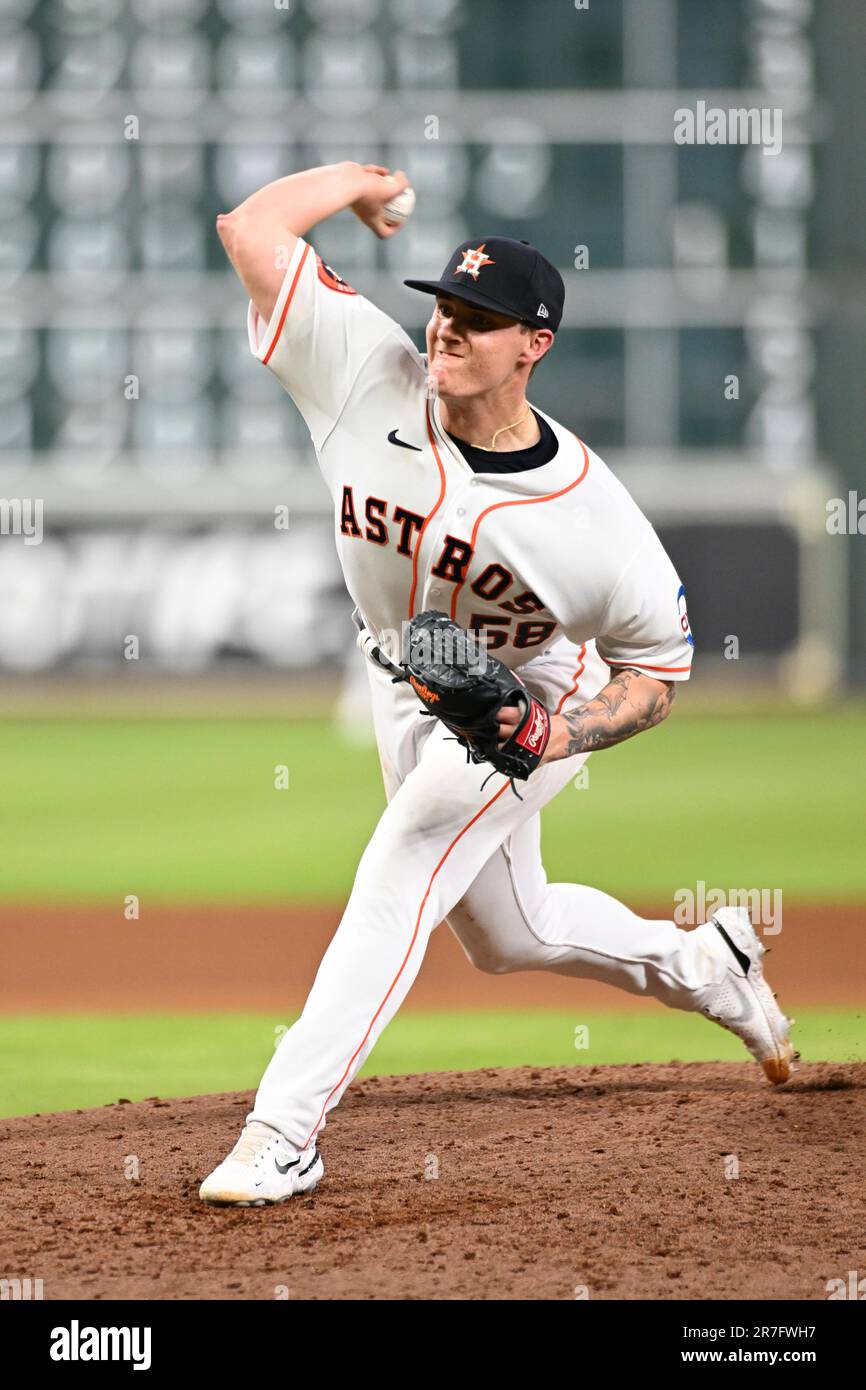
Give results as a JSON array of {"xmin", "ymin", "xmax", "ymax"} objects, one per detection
[{"xmin": 199, "ymin": 162, "xmax": 795, "ymax": 1205}]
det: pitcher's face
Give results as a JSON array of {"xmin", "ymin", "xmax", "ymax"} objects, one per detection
[{"xmin": 426, "ymin": 295, "xmax": 534, "ymax": 398}]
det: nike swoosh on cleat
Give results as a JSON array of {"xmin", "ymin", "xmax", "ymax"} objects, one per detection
[
  {"xmin": 388, "ymin": 429, "xmax": 422, "ymax": 451},
  {"xmin": 274, "ymin": 1155, "xmax": 300, "ymax": 1176},
  {"xmin": 713, "ymin": 920, "xmax": 753, "ymax": 975}
]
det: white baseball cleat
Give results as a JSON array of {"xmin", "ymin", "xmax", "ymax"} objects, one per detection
[
  {"xmin": 699, "ymin": 907, "xmax": 797, "ymax": 1085},
  {"xmin": 199, "ymin": 1120, "xmax": 324, "ymax": 1206}
]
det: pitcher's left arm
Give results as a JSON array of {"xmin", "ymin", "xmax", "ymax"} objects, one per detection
[{"xmin": 497, "ymin": 667, "xmax": 674, "ymax": 762}]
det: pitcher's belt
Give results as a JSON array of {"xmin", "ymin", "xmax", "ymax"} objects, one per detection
[{"xmin": 351, "ymin": 606, "xmax": 405, "ymax": 680}]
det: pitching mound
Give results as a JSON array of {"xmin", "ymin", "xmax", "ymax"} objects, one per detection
[{"xmin": 3, "ymin": 1062, "xmax": 864, "ymax": 1301}]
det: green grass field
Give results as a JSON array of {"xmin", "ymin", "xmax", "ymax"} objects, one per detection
[
  {"xmin": 2, "ymin": 703, "xmax": 864, "ymax": 1117},
  {"xmin": 2, "ymin": 1008, "xmax": 863, "ymax": 1119},
  {"xmin": 2, "ymin": 704, "xmax": 865, "ymax": 904}
]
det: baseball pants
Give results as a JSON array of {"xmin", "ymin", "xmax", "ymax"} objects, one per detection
[{"xmin": 248, "ymin": 639, "xmax": 728, "ymax": 1151}]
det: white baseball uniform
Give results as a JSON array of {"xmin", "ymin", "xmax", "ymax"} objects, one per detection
[{"xmin": 242, "ymin": 238, "xmax": 728, "ymax": 1153}]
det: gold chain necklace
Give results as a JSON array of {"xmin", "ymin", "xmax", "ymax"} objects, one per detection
[{"xmin": 473, "ymin": 405, "xmax": 532, "ymax": 452}]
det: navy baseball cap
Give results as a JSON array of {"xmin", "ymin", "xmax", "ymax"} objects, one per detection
[{"xmin": 404, "ymin": 236, "xmax": 565, "ymax": 333}]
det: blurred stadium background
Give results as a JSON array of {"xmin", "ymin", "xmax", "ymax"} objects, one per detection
[{"xmin": 0, "ymin": 0, "xmax": 864, "ymax": 1116}]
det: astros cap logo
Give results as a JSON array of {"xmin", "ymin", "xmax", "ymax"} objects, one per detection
[{"xmin": 454, "ymin": 243, "xmax": 495, "ymax": 280}]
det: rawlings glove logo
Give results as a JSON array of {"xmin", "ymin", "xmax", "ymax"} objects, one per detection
[
  {"xmin": 408, "ymin": 674, "xmax": 440, "ymax": 704},
  {"xmin": 514, "ymin": 701, "xmax": 550, "ymax": 754}
]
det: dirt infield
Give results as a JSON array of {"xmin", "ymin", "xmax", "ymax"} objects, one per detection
[
  {"xmin": 1, "ymin": 1062, "xmax": 863, "ymax": 1301},
  {"xmin": 2, "ymin": 903, "xmax": 863, "ymax": 1012}
]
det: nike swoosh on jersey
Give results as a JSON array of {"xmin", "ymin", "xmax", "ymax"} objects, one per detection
[{"xmin": 388, "ymin": 429, "xmax": 422, "ymax": 452}]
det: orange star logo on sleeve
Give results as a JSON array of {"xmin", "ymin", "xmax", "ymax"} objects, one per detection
[
  {"xmin": 316, "ymin": 254, "xmax": 357, "ymax": 295},
  {"xmin": 454, "ymin": 243, "xmax": 496, "ymax": 280}
]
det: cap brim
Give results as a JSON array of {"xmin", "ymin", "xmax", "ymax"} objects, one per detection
[{"xmin": 402, "ymin": 278, "xmax": 524, "ymax": 322}]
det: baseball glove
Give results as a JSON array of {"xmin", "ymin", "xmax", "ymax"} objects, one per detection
[{"xmin": 401, "ymin": 610, "xmax": 552, "ymax": 788}]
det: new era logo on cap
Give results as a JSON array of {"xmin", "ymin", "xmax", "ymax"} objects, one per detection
[{"xmin": 403, "ymin": 236, "xmax": 565, "ymax": 332}]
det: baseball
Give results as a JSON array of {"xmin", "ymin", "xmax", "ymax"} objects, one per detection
[{"xmin": 382, "ymin": 186, "xmax": 415, "ymax": 226}]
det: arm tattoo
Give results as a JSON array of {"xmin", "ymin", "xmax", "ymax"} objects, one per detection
[{"xmin": 560, "ymin": 667, "xmax": 675, "ymax": 757}]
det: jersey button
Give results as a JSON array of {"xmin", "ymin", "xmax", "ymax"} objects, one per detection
[
  {"xmin": 456, "ymin": 507, "xmax": 466, "ymax": 517},
  {"xmin": 430, "ymin": 587, "xmax": 441, "ymax": 597}
]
